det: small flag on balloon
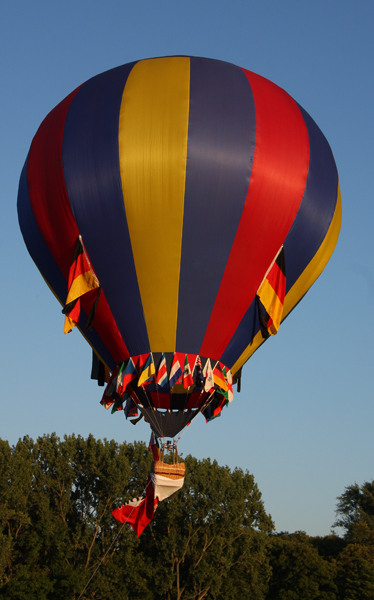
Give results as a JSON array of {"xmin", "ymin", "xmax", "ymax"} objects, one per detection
[
  {"xmin": 116, "ymin": 361, "xmax": 126, "ymax": 394},
  {"xmin": 213, "ymin": 363, "xmax": 228, "ymax": 392},
  {"xmin": 227, "ymin": 369, "xmax": 234, "ymax": 403},
  {"xmin": 156, "ymin": 353, "xmax": 168, "ymax": 388},
  {"xmin": 182, "ymin": 355, "xmax": 194, "ymax": 389},
  {"xmin": 203, "ymin": 359, "xmax": 214, "ymax": 392},
  {"xmin": 117, "ymin": 358, "xmax": 138, "ymax": 395},
  {"xmin": 111, "ymin": 394, "xmax": 126, "ymax": 414},
  {"xmin": 256, "ymin": 246, "xmax": 286, "ymax": 338},
  {"xmin": 138, "ymin": 354, "xmax": 156, "ymax": 387},
  {"xmin": 100, "ymin": 367, "xmax": 119, "ymax": 409},
  {"xmin": 194, "ymin": 356, "xmax": 205, "ymax": 390},
  {"xmin": 215, "ymin": 366, "xmax": 229, "ymax": 401},
  {"xmin": 62, "ymin": 236, "xmax": 100, "ymax": 334},
  {"xmin": 169, "ymin": 353, "xmax": 183, "ymax": 388},
  {"xmin": 124, "ymin": 396, "xmax": 139, "ymax": 419}
]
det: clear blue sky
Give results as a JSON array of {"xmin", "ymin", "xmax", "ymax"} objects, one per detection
[{"xmin": 1, "ymin": 0, "xmax": 373, "ymax": 537}]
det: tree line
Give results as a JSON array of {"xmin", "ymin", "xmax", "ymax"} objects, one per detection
[{"xmin": 1, "ymin": 434, "xmax": 373, "ymax": 599}]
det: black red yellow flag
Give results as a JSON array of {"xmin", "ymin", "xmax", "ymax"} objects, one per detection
[
  {"xmin": 256, "ymin": 247, "xmax": 286, "ymax": 338},
  {"xmin": 62, "ymin": 237, "xmax": 100, "ymax": 334}
]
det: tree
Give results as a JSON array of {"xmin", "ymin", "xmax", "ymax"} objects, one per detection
[
  {"xmin": 265, "ymin": 531, "xmax": 337, "ymax": 600},
  {"xmin": 0, "ymin": 434, "xmax": 152, "ymax": 599},
  {"xmin": 0, "ymin": 436, "xmax": 49, "ymax": 597},
  {"xmin": 0, "ymin": 434, "xmax": 273, "ymax": 599},
  {"xmin": 137, "ymin": 456, "xmax": 274, "ymax": 600},
  {"xmin": 333, "ymin": 481, "xmax": 374, "ymax": 599},
  {"xmin": 334, "ymin": 481, "xmax": 374, "ymax": 539},
  {"xmin": 311, "ymin": 534, "xmax": 346, "ymax": 562},
  {"xmin": 335, "ymin": 541, "xmax": 374, "ymax": 600}
]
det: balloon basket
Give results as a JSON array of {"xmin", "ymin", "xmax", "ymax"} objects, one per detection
[{"xmin": 153, "ymin": 442, "xmax": 185, "ymax": 480}]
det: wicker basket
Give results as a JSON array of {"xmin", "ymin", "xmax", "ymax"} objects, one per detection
[{"xmin": 153, "ymin": 460, "xmax": 186, "ymax": 480}]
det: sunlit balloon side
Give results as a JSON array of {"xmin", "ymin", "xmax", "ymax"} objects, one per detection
[{"xmin": 18, "ymin": 56, "xmax": 341, "ymax": 440}]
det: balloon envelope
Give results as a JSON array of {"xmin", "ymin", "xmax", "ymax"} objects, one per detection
[{"xmin": 18, "ymin": 56, "xmax": 341, "ymax": 435}]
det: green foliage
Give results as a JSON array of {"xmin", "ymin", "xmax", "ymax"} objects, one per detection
[
  {"xmin": 332, "ymin": 522, "xmax": 374, "ymax": 599},
  {"xmin": 140, "ymin": 456, "xmax": 273, "ymax": 600},
  {"xmin": 334, "ymin": 481, "xmax": 374, "ymax": 538},
  {"xmin": 311, "ymin": 534, "xmax": 346, "ymax": 562},
  {"xmin": 0, "ymin": 434, "xmax": 150, "ymax": 599},
  {"xmin": 331, "ymin": 480, "xmax": 374, "ymax": 599},
  {"xmin": 335, "ymin": 541, "xmax": 374, "ymax": 600},
  {"xmin": 2, "ymin": 435, "xmax": 374, "ymax": 600},
  {"xmin": 0, "ymin": 434, "xmax": 273, "ymax": 600},
  {"xmin": 266, "ymin": 532, "xmax": 337, "ymax": 600}
]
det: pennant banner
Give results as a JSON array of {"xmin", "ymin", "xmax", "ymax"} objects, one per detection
[
  {"xmin": 112, "ymin": 435, "xmax": 184, "ymax": 536},
  {"xmin": 101, "ymin": 352, "xmax": 234, "ymax": 431},
  {"xmin": 112, "ymin": 474, "xmax": 158, "ymax": 537}
]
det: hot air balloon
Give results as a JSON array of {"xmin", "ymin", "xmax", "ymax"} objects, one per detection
[{"xmin": 17, "ymin": 56, "xmax": 341, "ymax": 444}]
